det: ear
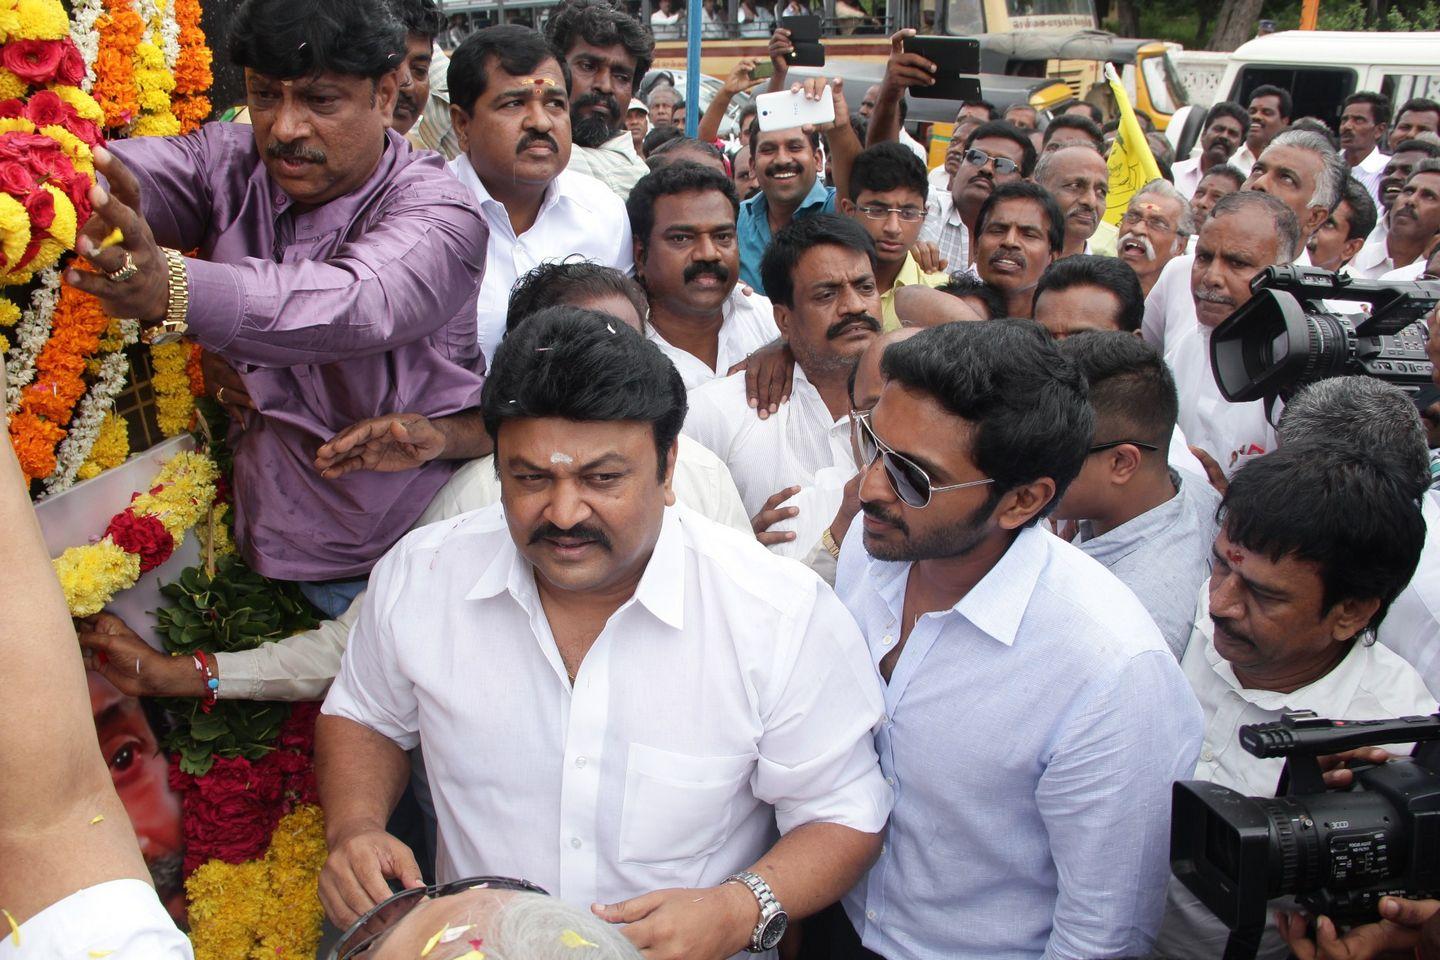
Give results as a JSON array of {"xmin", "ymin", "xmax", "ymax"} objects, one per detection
[
  {"xmin": 772, "ymin": 301, "xmax": 793, "ymax": 342},
  {"xmin": 449, "ymin": 104, "xmax": 471, "ymax": 153},
  {"xmin": 1328, "ymin": 595, "xmax": 1382, "ymax": 643},
  {"xmin": 375, "ymin": 69, "xmax": 400, "ymax": 118},
  {"xmin": 662, "ymin": 439, "xmax": 678, "ymax": 505},
  {"xmin": 995, "ymin": 478, "xmax": 1056, "ymax": 531},
  {"xmin": 1304, "ymin": 205, "xmax": 1330, "ymax": 244},
  {"xmin": 1341, "ymin": 236, "xmax": 1366, "ymax": 265},
  {"xmin": 1107, "ymin": 444, "xmax": 1144, "ymax": 485},
  {"xmin": 632, "ymin": 237, "xmax": 647, "ymax": 280},
  {"xmin": 839, "ymin": 197, "xmax": 856, "ymax": 215}
]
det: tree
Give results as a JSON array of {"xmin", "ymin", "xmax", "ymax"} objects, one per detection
[{"xmin": 1207, "ymin": 0, "xmax": 1264, "ymax": 49}]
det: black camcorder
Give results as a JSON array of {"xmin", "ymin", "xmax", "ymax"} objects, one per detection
[
  {"xmin": 1171, "ymin": 710, "xmax": 1440, "ymax": 960},
  {"xmin": 1209, "ymin": 265, "xmax": 1437, "ymax": 404}
]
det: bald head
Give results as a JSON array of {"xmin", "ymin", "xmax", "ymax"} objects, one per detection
[
  {"xmin": 851, "ymin": 327, "xmax": 923, "ymax": 413},
  {"xmin": 894, "ymin": 284, "xmax": 989, "ymax": 328},
  {"xmin": 1033, "ymin": 145, "xmax": 1111, "ymax": 253}
]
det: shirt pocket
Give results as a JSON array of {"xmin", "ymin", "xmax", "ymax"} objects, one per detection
[{"xmin": 618, "ymin": 743, "xmax": 754, "ymax": 867}]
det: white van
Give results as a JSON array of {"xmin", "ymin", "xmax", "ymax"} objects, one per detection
[{"xmin": 1213, "ymin": 30, "xmax": 1440, "ymax": 130}]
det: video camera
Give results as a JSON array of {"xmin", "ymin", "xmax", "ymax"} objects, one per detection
[
  {"xmin": 1209, "ymin": 265, "xmax": 1437, "ymax": 404},
  {"xmin": 1171, "ymin": 710, "xmax": 1440, "ymax": 960}
]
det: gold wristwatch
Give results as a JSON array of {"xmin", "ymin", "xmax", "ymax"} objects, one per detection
[{"xmin": 142, "ymin": 247, "xmax": 190, "ymax": 345}]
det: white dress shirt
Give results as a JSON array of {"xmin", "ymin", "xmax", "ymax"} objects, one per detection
[
  {"xmin": 1378, "ymin": 491, "xmax": 1440, "ymax": 699},
  {"xmin": 1154, "ymin": 585, "xmax": 1438, "ymax": 960},
  {"xmin": 919, "ymin": 186, "xmax": 969, "ymax": 269},
  {"xmin": 1228, "ymin": 142, "xmax": 1258, "ymax": 178},
  {"xmin": 1351, "ymin": 144, "xmax": 1389, "ymax": 204},
  {"xmin": 1343, "ymin": 236, "xmax": 1424, "ymax": 280},
  {"xmin": 646, "ymin": 286, "xmax": 779, "ymax": 389},
  {"xmin": 836, "ymin": 522, "xmax": 1204, "ymax": 960},
  {"xmin": 448, "ymin": 157, "xmax": 632, "ymax": 364},
  {"xmin": 1141, "ymin": 252, "xmax": 1194, "ymax": 354},
  {"xmin": 926, "ymin": 164, "xmax": 951, "ymax": 191},
  {"xmin": 1165, "ymin": 321, "xmax": 1277, "ymax": 477},
  {"xmin": 0, "ymin": 880, "xmax": 193, "ymax": 960},
  {"xmin": 216, "ymin": 436, "xmax": 751, "ymax": 700},
  {"xmin": 1172, "ymin": 155, "xmax": 1203, "ymax": 199},
  {"xmin": 898, "ymin": 127, "xmax": 928, "ymax": 164},
  {"xmin": 565, "ymin": 130, "xmax": 651, "ymax": 201},
  {"xmin": 323, "ymin": 505, "xmax": 892, "ymax": 927}
]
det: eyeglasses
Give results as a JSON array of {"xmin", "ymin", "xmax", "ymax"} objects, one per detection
[
  {"xmin": 963, "ymin": 148, "xmax": 1020, "ymax": 176},
  {"xmin": 329, "ymin": 876, "xmax": 550, "ymax": 959},
  {"xmin": 855, "ymin": 202, "xmax": 926, "ymax": 223},
  {"xmin": 852, "ymin": 410, "xmax": 994, "ymax": 508},
  {"xmin": 1088, "ymin": 439, "xmax": 1161, "ymax": 454},
  {"xmin": 1119, "ymin": 210, "xmax": 1179, "ymax": 234}
]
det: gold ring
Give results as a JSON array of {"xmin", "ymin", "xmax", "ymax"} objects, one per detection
[
  {"xmin": 106, "ymin": 251, "xmax": 139, "ymax": 283},
  {"xmin": 216, "ymin": 386, "xmax": 226, "ymax": 404}
]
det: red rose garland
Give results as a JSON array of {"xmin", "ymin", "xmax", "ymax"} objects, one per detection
[{"xmin": 103, "ymin": 506, "xmax": 175, "ymax": 572}]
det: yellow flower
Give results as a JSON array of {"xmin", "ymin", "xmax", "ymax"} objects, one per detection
[
  {"xmin": 0, "ymin": 117, "xmax": 35, "ymax": 135},
  {"xmin": 11, "ymin": 0, "xmax": 66, "ymax": 41},
  {"xmin": 0, "ymin": 68, "xmax": 24, "ymax": 100},
  {"xmin": 187, "ymin": 860, "xmax": 269, "ymax": 960},
  {"xmin": 130, "ymin": 448, "xmax": 217, "ymax": 541},
  {"xmin": 0, "ymin": 332, "xmax": 9, "ymax": 352},
  {"xmin": 48, "ymin": 86, "xmax": 107, "ymax": 124},
  {"xmin": 0, "ymin": 297, "xmax": 18, "ymax": 327},
  {"xmin": 0, "ymin": 193, "xmax": 30, "ymax": 275},
  {"xmin": 53, "ymin": 538, "xmax": 141, "ymax": 617},
  {"xmin": 39, "ymin": 124, "xmax": 94, "ymax": 176},
  {"xmin": 131, "ymin": 111, "xmax": 181, "ymax": 137},
  {"xmin": 150, "ymin": 341, "xmax": 193, "ymax": 437},
  {"xmin": 0, "ymin": 0, "xmax": 19, "ymax": 42},
  {"xmin": 77, "ymin": 412, "xmax": 129, "ymax": 480}
]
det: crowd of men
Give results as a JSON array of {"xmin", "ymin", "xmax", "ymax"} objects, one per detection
[{"xmin": 3, "ymin": 0, "xmax": 1440, "ymax": 958}]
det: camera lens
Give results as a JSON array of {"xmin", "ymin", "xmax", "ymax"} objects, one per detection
[
  {"xmin": 1252, "ymin": 791, "xmax": 1399, "ymax": 898},
  {"xmin": 1297, "ymin": 312, "xmax": 1355, "ymax": 385}
]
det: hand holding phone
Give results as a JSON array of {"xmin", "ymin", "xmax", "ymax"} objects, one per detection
[
  {"xmin": 903, "ymin": 35, "xmax": 982, "ymax": 101},
  {"xmin": 755, "ymin": 88, "xmax": 835, "ymax": 132}
]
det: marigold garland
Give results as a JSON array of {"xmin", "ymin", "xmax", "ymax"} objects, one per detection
[
  {"xmin": 169, "ymin": 0, "xmax": 206, "ymax": 131},
  {"xmin": 75, "ymin": 408, "xmax": 127, "ymax": 479},
  {"xmin": 152, "ymin": 339, "xmax": 192, "ymax": 435},
  {"xmin": 90, "ymin": 0, "xmax": 142, "ymax": 127}
]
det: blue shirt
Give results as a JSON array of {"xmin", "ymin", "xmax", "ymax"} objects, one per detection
[
  {"xmin": 737, "ymin": 177, "xmax": 836, "ymax": 295},
  {"xmin": 835, "ymin": 522, "xmax": 1204, "ymax": 960}
]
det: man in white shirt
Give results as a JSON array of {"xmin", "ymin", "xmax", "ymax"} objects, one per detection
[
  {"xmin": 813, "ymin": 319, "xmax": 1202, "ymax": 959},
  {"xmin": 650, "ymin": 0, "xmax": 683, "ymax": 39},
  {"xmin": 1164, "ymin": 191, "xmax": 1301, "ymax": 477},
  {"xmin": 1346, "ymin": 162, "xmax": 1440, "ymax": 280},
  {"xmin": 1052, "ymin": 332, "xmax": 1221, "ymax": 658},
  {"xmin": 1229, "ymin": 85, "xmax": 1291, "ymax": 178},
  {"xmin": 1368, "ymin": 138, "xmax": 1440, "ymax": 246},
  {"xmin": 445, "ymin": 26, "xmax": 632, "ymax": 364},
  {"xmin": 628, "ymin": 163, "xmax": 779, "ymax": 388},
  {"xmin": 1171, "ymin": 102, "xmax": 1248, "ymax": 200},
  {"xmin": 1033, "ymin": 144, "xmax": 1110, "ymax": 259},
  {"xmin": 1245, "ymin": 128, "xmax": 1348, "ymax": 256},
  {"xmin": 1306, "ymin": 175, "xmax": 1376, "ymax": 272},
  {"xmin": 544, "ymin": 0, "xmax": 653, "ymax": 200},
  {"xmin": 317, "ymin": 309, "xmax": 892, "ymax": 957},
  {"xmin": 1155, "ymin": 441, "xmax": 1435, "ymax": 960},
  {"xmin": 683, "ymin": 214, "xmax": 881, "ymax": 552},
  {"xmin": 1116, "ymin": 179, "xmax": 1192, "ymax": 297},
  {"xmin": 1340, "ymin": 91, "xmax": 1392, "ymax": 203}
]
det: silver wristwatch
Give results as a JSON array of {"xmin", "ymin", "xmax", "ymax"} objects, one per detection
[{"xmin": 724, "ymin": 870, "xmax": 789, "ymax": 952}]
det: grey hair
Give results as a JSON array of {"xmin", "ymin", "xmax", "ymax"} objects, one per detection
[
  {"xmin": 1278, "ymin": 376, "xmax": 1431, "ymax": 500},
  {"xmin": 1266, "ymin": 128, "xmax": 1347, "ymax": 213},
  {"xmin": 1412, "ymin": 157, "xmax": 1440, "ymax": 179},
  {"xmin": 1207, "ymin": 190, "xmax": 1301, "ymax": 264},
  {"xmin": 1133, "ymin": 179, "xmax": 1195, "ymax": 236},
  {"xmin": 430, "ymin": 893, "xmax": 644, "ymax": 960},
  {"xmin": 1031, "ymin": 143, "xmax": 1098, "ymax": 186}
]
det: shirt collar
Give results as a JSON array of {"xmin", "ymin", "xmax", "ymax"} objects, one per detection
[
  {"xmin": 892, "ymin": 253, "xmax": 925, "ymax": 289},
  {"xmin": 743, "ymin": 176, "xmax": 830, "ymax": 222},
  {"xmin": 449, "ymin": 154, "xmax": 572, "ymax": 222},
  {"xmin": 1353, "ymin": 239, "xmax": 1391, "ymax": 270},
  {"xmin": 1077, "ymin": 470, "xmax": 1185, "ymax": 563}
]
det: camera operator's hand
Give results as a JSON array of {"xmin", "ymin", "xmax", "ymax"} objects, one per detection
[
  {"xmin": 1317, "ymin": 746, "xmax": 1391, "ymax": 789},
  {"xmin": 1278, "ymin": 897, "xmax": 1440, "ymax": 960}
]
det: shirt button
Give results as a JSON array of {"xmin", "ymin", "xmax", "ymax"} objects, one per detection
[
  {"xmin": 866, "ymin": 910, "xmax": 877, "ymax": 921},
  {"xmin": 886, "ymin": 776, "xmax": 895, "ymax": 786},
  {"xmin": 881, "ymin": 715, "xmax": 891, "ymax": 725},
  {"xmin": 570, "ymin": 837, "xmax": 582, "ymax": 849},
  {"xmin": 574, "ymin": 756, "xmax": 587, "ymax": 769},
  {"xmin": 881, "ymin": 634, "xmax": 894, "ymax": 647},
  {"xmin": 1201, "ymin": 747, "xmax": 1215, "ymax": 762}
]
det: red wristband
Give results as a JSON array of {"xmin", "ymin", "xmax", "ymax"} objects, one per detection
[{"xmin": 193, "ymin": 652, "xmax": 218, "ymax": 711}]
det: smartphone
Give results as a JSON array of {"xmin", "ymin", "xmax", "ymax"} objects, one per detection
[
  {"xmin": 755, "ymin": 88, "xmax": 835, "ymax": 132},
  {"xmin": 750, "ymin": 59, "xmax": 775, "ymax": 81},
  {"xmin": 904, "ymin": 36, "xmax": 983, "ymax": 102},
  {"xmin": 779, "ymin": 14, "xmax": 825, "ymax": 66},
  {"xmin": 779, "ymin": 13, "xmax": 820, "ymax": 40}
]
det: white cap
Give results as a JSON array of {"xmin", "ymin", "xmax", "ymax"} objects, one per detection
[{"xmin": 628, "ymin": 98, "xmax": 649, "ymax": 114}]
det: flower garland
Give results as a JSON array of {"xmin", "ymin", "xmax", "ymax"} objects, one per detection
[
  {"xmin": 48, "ymin": 337, "xmax": 132, "ymax": 490},
  {"xmin": 129, "ymin": 37, "xmax": 176, "ymax": 136},
  {"xmin": 68, "ymin": 0, "xmax": 107, "ymax": 89},
  {"xmin": 90, "ymin": 0, "xmax": 143, "ymax": 128},
  {"xmin": 152, "ymin": 338, "xmax": 192, "ymax": 435},
  {"xmin": 169, "ymin": 0, "xmax": 207, "ymax": 132},
  {"xmin": 75, "ymin": 408, "xmax": 128, "ymax": 480},
  {"xmin": 51, "ymin": 448, "xmax": 217, "ymax": 615}
]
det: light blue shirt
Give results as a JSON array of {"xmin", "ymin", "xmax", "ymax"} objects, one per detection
[
  {"xmin": 835, "ymin": 522, "xmax": 1204, "ymax": 960},
  {"xmin": 737, "ymin": 176, "xmax": 835, "ymax": 295}
]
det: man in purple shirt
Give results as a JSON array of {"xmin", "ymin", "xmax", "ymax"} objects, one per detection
[{"xmin": 68, "ymin": 0, "xmax": 489, "ymax": 615}]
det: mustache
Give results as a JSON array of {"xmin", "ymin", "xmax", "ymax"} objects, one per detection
[
  {"xmin": 573, "ymin": 91, "xmax": 621, "ymax": 119},
  {"xmin": 528, "ymin": 522, "xmax": 612, "ymax": 550},
  {"xmin": 267, "ymin": 139, "xmax": 326, "ymax": 164},
  {"xmin": 989, "ymin": 249, "xmax": 1025, "ymax": 268},
  {"xmin": 147, "ymin": 851, "xmax": 185, "ymax": 899},
  {"xmin": 1210, "ymin": 615, "xmax": 1253, "ymax": 646},
  {"xmin": 1119, "ymin": 231, "xmax": 1157, "ymax": 260},
  {"xmin": 518, "ymin": 131, "xmax": 560, "ymax": 155},
  {"xmin": 1194, "ymin": 288, "xmax": 1235, "ymax": 307},
  {"xmin": 862, "ymin": 501, "xmax": 908, "ymax": 534},
  {"xmin": 826, "ymin": 313, "xmax": 881, "ymax": 340},
  {"xmin": 765, "ymin": 162, "xmax": 803, "ymax": 178},
  {"xmin": 683, "ymin": 261, "xmax": 731, "ymax": 283},
  {"xmin": 395, "ymin": 89, "xmax": 421, "ymax": 116}
]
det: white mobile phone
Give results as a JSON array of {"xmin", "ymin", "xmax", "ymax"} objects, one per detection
[{"xmin": 755, "ymin": 89, "xmax": 835, "ymax": 132}]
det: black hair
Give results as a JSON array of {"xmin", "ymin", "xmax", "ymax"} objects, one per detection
[
  {"xmin": 229, "ymin": 0, "xmax": 404, "ymax": 80},
  {"xmin": 1395, "ymin": 97, "xmax": 1440, "ymax": 127},
  {"xmin": 959, "ymin": 98, "xmax": 998, "ymax": 121},
  {"xmin": 626, "ymin": 161, "xmax": 739, "ymax": 251},
  {"xmin": 543, "ymin": 0, "xmax": 654, "ymax": 80},
  {"xmin": 1343, "ymin": 90, "xmax": 1392, "ymax": 126},
  {"xmin": 1249, "ymin": 84, "xmax": 1293, "ymax": 120},
  {"xmin": 641, "ymin": 124, "xmax": 684, "ymax": 157},
  {"xmin": 1203, "ymin": 100, "xmax": 1249, "ymax": 135},
  {"xmin": 1391, "ymin": 137, "xmax": 1440, "ymax": 160},
  {"xmin": 647, "ymin": 135, "xmax": 724, "ymax": 170},
  {"xmin": 1057, "ymin": 331, "xmax": 1177, "ymax": 446},
  {"xmin": 1041, "ymin": 114, "xmax": 1103, "ymax": 151},
  {"xmin": 482, "ymin": 305, "xmax": 686, "ymax": 482},
  {"xmin": 1220, "ymin": 439, "xmax": 1425, "ymax": 635},
  {"xmin": 389, "ymin": 0, "xmax": 444, "ymax": 40},
  {"xmin": 975, "ymin": 180, "xmax": 1065, "ymax": 256},
  {"xmin": 880, "ymin": 319, "xmax": 1093, "ymax": 522},
  {"xmin": 739, "ymin": 102, "xmax": 758, "ymax": 127},
  {"xmin": 963, "ymin": 120, "xmax": 1038, "ymax": 177},
  {"xmin": 1337, "ymin": 175, "xmax": 1378, "ymax": 243},
  {"xmin": 1287, "ymin": 117, "xmax": 1340, "ymax": 151},
  {"xmin": 505, "ymin": 259, "xmax": 649, "ymax": 334},
  {"xmin": 1198, "ymin": 162, "xmax": 1246, "ymax": 191},
  {"xmin": 747, "ymin": 119, "xmax": 822, "ymax": 158},
  {"xmin": 760, "ymin": 213, "xmax": 878, "ymax": 308},
  {"xmin": 448, "ymin": 25, "xmax": 567, "ymax": 115},
  {"xmin": 1060, "ymin": 99, "xmax": 1104, "ymax": 126},
  {"xmin": 1032, "ymin": 255, "xmax": 1144, "ymax": 333},
  {"xmin": 937, "ymin": 273, "xmax": 1006, "ymax": 321},
  {"xmin": 847, "ymin": 141, "xmax": 928, "ymax": 203}
]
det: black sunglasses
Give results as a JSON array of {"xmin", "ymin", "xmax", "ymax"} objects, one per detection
[
  {"xmin": 852, "ymin": 410, "xmax": 994, "ymax": 508},
  {"xmin": 1088, "ymin": 439, "xmax": 1161, "ymax": 454},
  {"xmin": 964, "ymin": 148, "xmax": 1020, "ymax": 176},
  {"xmin": 329, "ymin": 876, "xmax": 550, "ymax": 959}
]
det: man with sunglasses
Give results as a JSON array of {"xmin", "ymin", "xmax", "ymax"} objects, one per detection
[
  {"xmin": 1051, "ymin": 332, "xmax": 1220, "ymax": 658},
  {"xmin": 320, "ymin": 309, "xmax": 890, "ymax": 959},
  {"xmin": 839, "ymin": 143, "xmax": 948, "ymax": 331},
  {"xmin": 919, "ymin": 121, "xmax": 1035, "ymax": 271},
  {"xmin": 813, "ymin": 320, "xmax": 1202, "ymax": 959}
]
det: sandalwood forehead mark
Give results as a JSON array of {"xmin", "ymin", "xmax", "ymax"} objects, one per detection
[{"xmin": 550, "ymin": 452, "xmax": 574, "ymax": 465}]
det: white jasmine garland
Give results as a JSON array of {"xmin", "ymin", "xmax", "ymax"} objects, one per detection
[
  {"xmin": 157, "ymin": 0, "xmax": 181, "ymax": 72},
  {"xmin": 68, "ymin": 0, "xmax": 107, "ymax": 90},
  {"xmin": 44, "ymin": 334, "xmax": 136, "ymax": 496},
  {"xmin": 5, "ymin": 268, "xmax": 62, "ymax": 416}
]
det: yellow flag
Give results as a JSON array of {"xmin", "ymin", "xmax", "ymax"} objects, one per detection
[{"xmin": 1102, "ymin": 62, "xmax": 1162, "ymax": 226}]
